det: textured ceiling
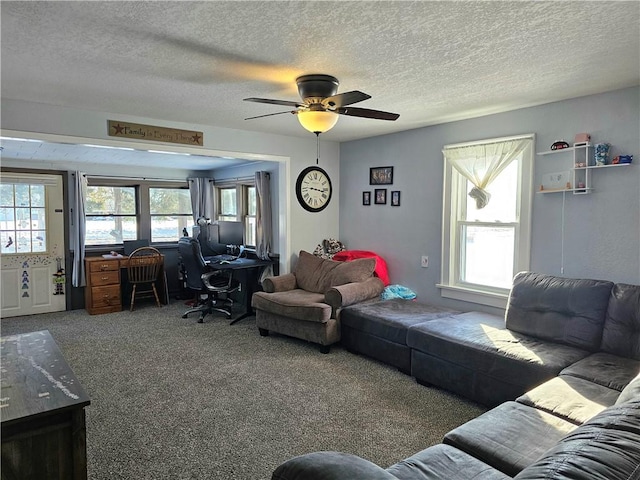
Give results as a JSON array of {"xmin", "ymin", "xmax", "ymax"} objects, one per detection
[{"xmin": 1, "ymin": 1, "xmax": 639, "ymax": 167}]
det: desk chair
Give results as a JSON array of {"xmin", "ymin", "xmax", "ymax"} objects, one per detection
[
  {"xmin": 127, "ymin": 246, "xmax": 163, "ymax": 311},
  {"xmin": 178, "ymin": 237, "xmax": 240, "ymax": 323}
]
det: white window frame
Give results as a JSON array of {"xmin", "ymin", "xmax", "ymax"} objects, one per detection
[{"xmin": 438, "ymin": 134, "xmax": 534, "ymax": 308}]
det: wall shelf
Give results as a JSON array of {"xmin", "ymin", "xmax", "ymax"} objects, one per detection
[
  {"xmin": 538, "ymin": 187, "xmax": 593, "ymax": 195},
  {"xmin": 536, "ymin": 143, "xmax": 591, "ymax": 156},
  {"xmin": 573, "ymin": 163, "xmax": 631, "ymax": 170},
  {"xmin": 536, "ymin": 142, "xmax": 631, "ymax": 195}
]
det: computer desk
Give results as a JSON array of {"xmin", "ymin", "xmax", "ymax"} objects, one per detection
[{"xmin": 205, "ymin": 256, "xmax": 276, "ymax": 325}]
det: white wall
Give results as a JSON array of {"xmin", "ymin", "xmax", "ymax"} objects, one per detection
[
  {"xmin": 1, "ymin": 98, "xmax": 341, "ymax": 272},
  {"xmin": 340, "ymin": 87, "xmax": 640, "ymax": 315}
]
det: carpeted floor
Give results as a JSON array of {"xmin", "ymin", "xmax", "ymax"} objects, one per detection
[{"xmin": 1, "ymin": 302, "xmax": 485, "ymax": 480}]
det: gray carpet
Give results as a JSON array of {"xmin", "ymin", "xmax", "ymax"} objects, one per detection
[{"xmin": 1, "ymin": 302, "xmax": 485, "ymax": 480}]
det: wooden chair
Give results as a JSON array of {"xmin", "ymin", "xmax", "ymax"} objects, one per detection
[{"xmin": 127, "ymin": 246, "xmax": 163, "ymax": 311}]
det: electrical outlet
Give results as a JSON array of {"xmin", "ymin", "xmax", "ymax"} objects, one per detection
[{"xmin": 421, "ymin": 256, "xmax": 429, "ymax": 268}]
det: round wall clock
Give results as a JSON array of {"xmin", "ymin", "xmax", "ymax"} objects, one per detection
[{"xmin": 295, "ymin": 166, "xmax": 332, "ymax": 212}]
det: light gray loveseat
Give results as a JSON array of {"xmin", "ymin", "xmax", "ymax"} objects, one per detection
[{"xmin": 252, "ymin": 250, "xmax": 384, "ymax": 353}]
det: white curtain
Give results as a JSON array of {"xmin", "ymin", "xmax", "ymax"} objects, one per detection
[
  {"xmin": 187, "ymin": 177, "xmax": 215, "ymax": 223},
  {"xmin": 255, "ymin": 171, "xmax": 273, "ymax": 279},
  {"xmin": 71, "ymin": 171, "xmax": 87, "ymax": 287},
  {"xmin": 443, "ymin": 138, "xmax": 529, "ymax": 209}
]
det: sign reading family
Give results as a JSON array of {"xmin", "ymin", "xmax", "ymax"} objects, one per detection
[{"xmin": 108, "ymin": 120, "xmax": 203, "ymax": 146}]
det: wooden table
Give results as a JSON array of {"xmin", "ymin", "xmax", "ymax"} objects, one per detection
[{"xmin": 1, "ymin": 330, "xmax": 91, "ymax": 480}]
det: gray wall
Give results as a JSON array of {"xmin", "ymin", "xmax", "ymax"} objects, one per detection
[{"xmin": 340, "ymin": 87, "xmax": 640, "ymax": 315}]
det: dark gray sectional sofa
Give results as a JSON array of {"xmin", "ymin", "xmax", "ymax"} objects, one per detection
[{"xmin": 271, "ymin": 272, "xmax": 640, "ymax": 479}]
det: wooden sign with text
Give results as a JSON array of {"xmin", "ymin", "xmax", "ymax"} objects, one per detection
[{"xmin": 108, "ymin": 120, "xmax": 203, "ymax": 146}]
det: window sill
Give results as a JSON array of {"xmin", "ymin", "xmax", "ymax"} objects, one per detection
[{"xmin": 436, "ymin": 284, "xmax": 508, "ymax": 309}]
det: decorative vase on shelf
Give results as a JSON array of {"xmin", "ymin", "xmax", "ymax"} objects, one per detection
[{"xmin": 595, "ymin": 143, "xmax": 610, "ymax": 166}]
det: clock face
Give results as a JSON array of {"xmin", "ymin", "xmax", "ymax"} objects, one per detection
[{"xmin": 296, "ymin": 166, "xmax": 332, "ymax": 212}]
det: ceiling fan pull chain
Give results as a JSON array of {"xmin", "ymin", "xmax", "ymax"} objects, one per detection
[{"xmin": 316, "ymin": 132, "xmax": 320, "ymax": 165}]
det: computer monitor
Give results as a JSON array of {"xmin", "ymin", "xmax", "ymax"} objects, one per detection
[
  {"xmin": 123, "ymin": 239, "xmax": 149, "ymax": 256},
  {"xmin": 195, "ymin": 223, "xmax": 227, "ymax": 256},
  {"xmin": 218, "ymin": 221, "xmax": 244, "ymax": 246}
]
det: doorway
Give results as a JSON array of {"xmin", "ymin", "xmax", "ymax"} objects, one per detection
[{"xmin": 1, "ymin": 173, "xmax": 66, "ymax": 317}]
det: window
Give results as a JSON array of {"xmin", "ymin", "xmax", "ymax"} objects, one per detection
[
  {"xmin": 439, "ymin": 135, "xmax": 534, "ymax": 308},
  {"xmin": 149, "ymin": 188, "xmax": 193, "ymax": 243},
  {"xmin": 215, "ymin": 182, "xmax": 257, "ymax": 247},
  {"xmin": 84, "ymin": 182, "xmax": 192, "ymax": 247},
  {"xmin": 245, "ymin": 186, "xmax": 257, "ymax": 247},
  {"xmin": 218, "ymin": 187, "xmax": 237, "ymax": 221},
  {"xmin": 0, "ymin": 183, "xmax": 47, "ymax": 254},
  {"xmin": 85, "ymin": 186, "xmax": 137, "ymax": 245}
]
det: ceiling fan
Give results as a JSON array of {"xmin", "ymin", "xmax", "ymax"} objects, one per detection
[{"xmin": 244, "ymin": 74, "xmax": 400, "ymax": 134}]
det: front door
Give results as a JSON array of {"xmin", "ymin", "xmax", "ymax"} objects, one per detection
[{"xmin": 1, "ymin": 173, "xmax": 66, "ymax": 318}]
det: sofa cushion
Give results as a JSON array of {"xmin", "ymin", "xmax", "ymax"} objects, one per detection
[
  {"xmin": 443, "ymin": 401, "xmax": 577, "ymax": 477},
  {"xmin": 341, "ymin": 299, "xmax": 459, "ymax": 345},
  {"xmin": 560, "ymin": 352, "xmax": 640, "ymax": 391},
  {"xmin": 251, "ymin": 290, "xmax": 331, "ymax": 323},
  {"xmin": 505, "ymin": 272, "xmax": 614, "ymax": 351},
  {"xmin": 272, "ymin": 451, "xmax": 397, "ymax": 480},
  {"xmin": 617, "ymin": 372, "xmax": 640, "ymax": 405},
  {"xmin": 601, "ymin": 283, "xmax": 640, "ymax": 360},
  {"xmin": 407, "ymin": 312, "xmax": 590, "ymax": 392},
  {"xmin": 516, "ymin": 375, "xmax": 620, "ymax": 425},
  {"xmin": 294, "ymin": 250, "xmax": 375, "ymax": 294},
  {"xmin": 387, "ymin": 444, "xmax": 510, "ymax": 480},
  {"xmin": 514, "ymin": 399, "xmax": 640, "ymax": 480}
]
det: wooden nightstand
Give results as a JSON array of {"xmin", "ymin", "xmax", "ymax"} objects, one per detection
[{"xmin": 85, "ymin": 257, "xmax": 122, "ymax": 314}]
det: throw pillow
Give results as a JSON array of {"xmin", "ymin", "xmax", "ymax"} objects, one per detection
[{"xmin": 294, "ymin": 250, "xmax": 375, "ymax": 293}]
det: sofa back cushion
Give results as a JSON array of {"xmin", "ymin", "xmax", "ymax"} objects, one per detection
[
  {"xmin": 600, "ymin": 283, "xmax": 640, "ymax": 360},
  {"xmin": 505, "ymin": 272, "xmax": 614, "ymax": 351},
  {"xmin": 293, "ymin": 250, "xmax": 376, "ymax": 294},
  {"xmin": 514, "ymin": 399, "xmax": 640, "ymax": 480}
]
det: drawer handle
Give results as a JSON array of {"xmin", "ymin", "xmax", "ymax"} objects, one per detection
[{"xmin": 101, "ymin": 276, "xmax": 109, "ymax": 280}]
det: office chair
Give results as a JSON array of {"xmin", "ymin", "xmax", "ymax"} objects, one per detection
[
  {"xmin": 127, "ymin": 246, "xmax": 163, "ymax": 311},
  {"xmin": 177, "ymin": 237, "xmax": 240, "ymax": 323}
]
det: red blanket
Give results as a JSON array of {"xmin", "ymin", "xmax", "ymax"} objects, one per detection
[{"xmin": 332, "ymin": 250, "xmax": 390, "ymax": 286}]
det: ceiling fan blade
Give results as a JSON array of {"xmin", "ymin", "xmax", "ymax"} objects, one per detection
[
  {"xmin": 245, "ymin": 110, "xmax": 296, "ymax": 120},
  {"xmin": 244, "ymin": 97, "xmax": 303, "ymax": 108},
  {"xmin": 337, "ymin": 106, "xmax": 400, "ymax": 121},
  {"xmin": 324, "ymin": 91, "xmax": 371, "ymax": 108}
]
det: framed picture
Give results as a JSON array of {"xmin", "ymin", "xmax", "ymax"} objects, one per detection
[
  {"xmin": 374, "ymin": 188, "xmax": 387, "ymax": 205},
  {"xmin": 391, "ymin": 190, "xmax": 401, "ymax": 206},
  {"xmin": 370, "ymin": 166, "xmax": 394, "ymax": 185},
  {"xmin": 362, "ymin": 191, "xmax": 371, "ymax": 205}
]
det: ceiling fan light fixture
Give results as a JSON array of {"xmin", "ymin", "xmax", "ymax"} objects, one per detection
[{"xmin": 297, "ymin": 110, "xmax": 339, "ymax": 134}]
